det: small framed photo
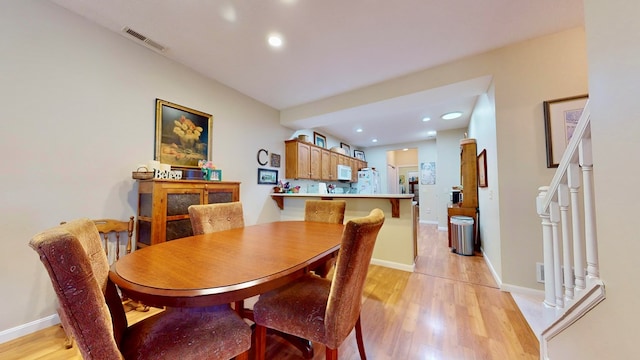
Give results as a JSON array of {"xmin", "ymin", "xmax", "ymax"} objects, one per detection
[
  {"xmin": 543, "ymin": 94, "xmax": 588, "ymax": 168},
  {"xmin": 354, "ymin": 150, "xmax": 366, "ymax": 160},
  {"xmin": 340, "ymin": 142, "xmax": 351, "ymax": 154},
  {"xmin": 257, "ymin": 168, "xmax": 278, "ymax": 185},
  {"xmin": 313, "ymin": 132, "xmax": 326, "ymax": 148},
  {"xmin": 155, "ymin": 99, "xmax": 212, "ymax": 169},
  {"xmin": 477, "ymin": 149, "xmax": 487, "ymax": 187},
  {"xmin": 270, "ymin": 153, "xmax": 281, "ymax": 168}
]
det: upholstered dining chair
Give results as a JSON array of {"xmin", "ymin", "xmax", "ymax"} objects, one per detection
[
  {"xmin": 188, "ymin": 202, "xmax": 245, "ymax": 235},
  {"xmin": 253, "ymin": 208, "xmax": 385, "ymax": 360},
  {"xmin": 304, "ymin": 200, "xmax": 347, "ymax": 277},
  {"xmin": 30, "ymin": 218, "xmax": 251, "ymax": 360},
  {"xmin": 188, "ymin": 201, "xmax": 246, "ymax": 317}
]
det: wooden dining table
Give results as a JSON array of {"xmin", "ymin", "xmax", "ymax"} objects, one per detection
[{"xmin": 109, "ymin": 221, "xmax": 344, "ymax": 309}]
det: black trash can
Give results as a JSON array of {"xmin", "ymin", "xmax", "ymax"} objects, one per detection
[{"xmin": 450, "ymin": 215, "xmax": 474, "ymax": 256}]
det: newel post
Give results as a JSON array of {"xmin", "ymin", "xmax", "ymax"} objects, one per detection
[{"xmin": 537, "ymin": 186, "xmax": 555, "ymax": 307}]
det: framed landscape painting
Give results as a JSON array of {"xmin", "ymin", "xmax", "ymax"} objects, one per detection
[{"xmin": 155, "ymin": 99, "xmax": 212, "ymax": 168}]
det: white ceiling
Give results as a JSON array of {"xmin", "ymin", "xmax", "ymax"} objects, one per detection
[{"xmin": 48, "ymin": 0, "xmax": 584, "ymax": 148}]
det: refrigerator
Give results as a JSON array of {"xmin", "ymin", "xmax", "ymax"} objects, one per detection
[{"xmin": 357, "ymin": 168, "xmax": 381, "ymax": 194}]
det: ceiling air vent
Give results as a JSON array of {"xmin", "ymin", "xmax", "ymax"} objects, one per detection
[{"xmin": 122, "ymin": 26, "xmax": 167, "ymax": 53}]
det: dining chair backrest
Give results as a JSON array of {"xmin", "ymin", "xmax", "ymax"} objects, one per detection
[
  {"xmin": 188, "ymin": 202, "xmax": 245, "ymax": 235},
  {"xmin": 325, "ymin": 208, "xmax": 384, "ymax": 347},
  {"xmin": 93, "ymin": 217, "xmax": 135, "ymax": 263},
  {"xmin": 304, "ymin": 200, "xmax": 346, "ymax": 224},
  {"xmin": 29, "ymin": 219, "xmax": 128, "ymax": 359}
]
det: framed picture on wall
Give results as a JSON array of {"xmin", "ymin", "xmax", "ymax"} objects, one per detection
[
  {"xmin": 257, "ymin": 168, "xmax": 278, "ymax": 185},
  {"xmin": 543, "ymin": 94, "xmax": 588, "ymax": 168},
  {"xmin": 155, "ymin": 99, "xmax": 212, "ymax": 169},
  {"xmin": 313, "ymin": 132, "xmax": 326, "ymax": 148},
  {"xmin": 340, "ymin": 142, "xmax": 351, "ymax": 154},
  {"xmin": 354, "ymin": 150, "xmax": 366, "ymax": 160},
  {"xmin": 477, "ymin": 149, "xmax": 488, "ymax": 187}
]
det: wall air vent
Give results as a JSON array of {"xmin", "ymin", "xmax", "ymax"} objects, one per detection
[{"xmin": 121, "ymin": 27, "xmax": 167, "ymax": 53}]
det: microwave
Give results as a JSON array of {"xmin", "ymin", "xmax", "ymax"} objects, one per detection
[{"xmin": 337, "ymin": 165, "xmax": 352, "ymax": 180}]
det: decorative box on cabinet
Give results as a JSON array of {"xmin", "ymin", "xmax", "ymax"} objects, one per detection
[{"xmin": 136, "ymin": 179, "xmax": 240, "ymax": 247}]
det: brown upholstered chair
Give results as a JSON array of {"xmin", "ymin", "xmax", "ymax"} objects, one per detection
[
  {"xmin": 188, "ymin": 202, "xmax": 246, "ymax": 317},
  {"xmin": 30, "ymin": 218, "xmax": 251, "ymax": 360},
  {"xmin": 304, "ymin": 200, "xmax": 347, "ymax": 277},
  {"xmin": 253, "ymin": 208, "xmax": 385, "ymax": 360},
  {"xmin": 188, "ymin": 202, "xmax": 245, "ymax": 235},
  {"xmin": 304, "ymin": 200, "xmax": 346, "ymax": 224}
]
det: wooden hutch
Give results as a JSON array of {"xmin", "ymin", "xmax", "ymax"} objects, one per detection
[
  {"xmin": 447, "ymin": 138, "xmax": 479, "ymax": 249},
  {"xmin": 135, "ymin": 179, "xmax": 240, "ymax": 247}
]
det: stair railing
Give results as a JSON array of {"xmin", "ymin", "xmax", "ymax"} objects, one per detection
[{"xmin": 535, "ymin": 100, "xmax": 605, "ymax": 356}]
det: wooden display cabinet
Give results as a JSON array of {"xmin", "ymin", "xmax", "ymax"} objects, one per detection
[{"xmin": 136, "ymin": 179, "xmax": 240, "ymax": 247}]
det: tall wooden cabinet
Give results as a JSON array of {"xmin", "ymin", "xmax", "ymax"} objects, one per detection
[
  {"xmin": 447, "ymin": 138, "xmax": 479, "ymax": 249},
  {"xmin": 136, "ymin": 179, "xmax": 240, "ymax": 247}
]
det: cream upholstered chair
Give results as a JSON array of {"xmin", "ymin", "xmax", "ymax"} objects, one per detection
[
  {"xmin": 304, "ymin": 200, "xmax": 346, "ymax": 277},
  {"xmin": 30, "ymin": 218, "xmax": 251, "ymax": 360},
  {"xmin": 188, "ymin": 202, "xmax": 246, "ymax": 317},
  {"xmin": 253, "ymin": 208, "xmax": 385, "ymax": 360}
]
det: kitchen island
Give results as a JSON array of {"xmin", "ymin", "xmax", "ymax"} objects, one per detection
[{"xmin": 271, "ymin": 193, "xmax": 417, "ymax": 271}]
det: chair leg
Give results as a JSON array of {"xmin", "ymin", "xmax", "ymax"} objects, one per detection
[
  {"xmin": 59, "ymin": 324, "xmax": 73, "ymax": 349},
  {"xmin": 355, "ymin": 316, "xmax": 367, "ymax": 360},
  {"xmin": 326, "ymin": 347, "xmax": 338, "ymax": 360},
  {"xmin": 235, "ymin": 350, "xmax": 249, "ymax": 360},
  {"xmin": 255, "ymin": 324, "xmax": 267, "ymax": 360}
]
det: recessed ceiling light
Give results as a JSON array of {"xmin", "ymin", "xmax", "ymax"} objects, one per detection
[
  {"xmin": 402, "ymin": 148, "xmax": 409, "ymax": 151},
  {"xmin": 356, "ymin": 128, "xmax": 363, "ymax": 133},
  {"xmin": 371, "ymin": 138, "xmax": 378, "ymax": 143},
  {"xmin": 422, "ymin": 117, "xmax": 431, "ymax": 122},
  {"xmin": 441, "ymin": 111, "xmax": 462, "ymax": 120},
  {"xmin": 268, "ymin": 34, "xmax": 283, "ymax": 47}
]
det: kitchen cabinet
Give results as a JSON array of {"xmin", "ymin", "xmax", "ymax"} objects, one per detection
[
  {"xmin": 285, "ymin": 140, "xmax": 321, "ymax": 180},
  {"xmin": 136, "ymin": 179, "xmax": 240, "ymax": 246},
  {"xmin": 285, "ymin": 139, "xmax": 365, "ymax": 182}
]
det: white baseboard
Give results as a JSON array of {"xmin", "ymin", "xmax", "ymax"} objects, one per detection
[
  {"xmin": 370, "ymin": 258, "xmax": 415, "ymax": 272},
  {"xmin": 437, "ymin": 226, "xmax": 447, "ymax": 231},
  {"xmin": 419, "ymin": 220, "xmax": 438, "ymax": 225},
  {"xmin": 480, "ymin": 247, "xmax": 502, "ymax": 288},
  {"xmin": 0, "ymin": 314, "xmax": 60, "ymax": 344}
]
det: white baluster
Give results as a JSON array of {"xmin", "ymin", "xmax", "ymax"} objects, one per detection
[
  {"xmin": 580, "ymin": 138, "xmax": 599, "ymax": 279},
  {"xmin": 550, "ymin": 201, "xmax": 564, "ymax": 308},
  {"xmin": 538, "ymin": 186, "xmax": 556, "ymax": 308},
  {"xmin": 567, "ymin": 162, "xmax": 585, "ymax": 290},
  {"xmin": 558, "ymin": 183, "xmax": 574, "ymax": 300}
]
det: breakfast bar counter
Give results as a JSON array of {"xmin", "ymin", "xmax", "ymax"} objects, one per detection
[{"xmin": 272, "ymin": 193, "xmax": 417, "ymax": 272}]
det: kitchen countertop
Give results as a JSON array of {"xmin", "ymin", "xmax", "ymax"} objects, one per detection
[{"xmin": 270, "ymin": 192, "xmax": 414, "ymax": 218}]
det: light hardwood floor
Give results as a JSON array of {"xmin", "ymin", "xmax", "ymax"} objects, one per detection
[{"xmin": 0, "ymin": 222, "xmax": 538, "ymax": 359}]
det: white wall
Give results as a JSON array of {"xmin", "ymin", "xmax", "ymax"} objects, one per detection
[
  {"xmin": 467, "ymin": 82, "xmax": 501, "ymax": 281},
  {"xmin": 546, "ymin": 0, "xmax": 640, "ymax": 358},
  {"xmin": 0, "ymin": 0, "xmax": 290, "ymax": 337}
]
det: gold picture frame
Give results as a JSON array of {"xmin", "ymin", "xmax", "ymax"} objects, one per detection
[
  {"xmin": 543, "ymin": 94, "xmax": 588, "ymax": 168},
  {"xmin": 155, "ymin": 99, "xmax": 212, "ymax": 169}
]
